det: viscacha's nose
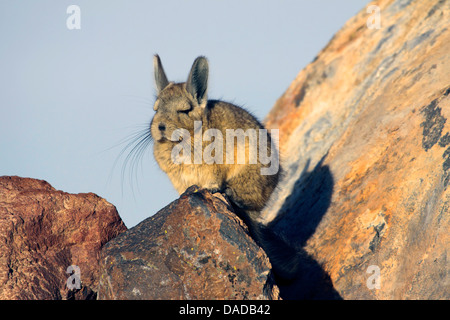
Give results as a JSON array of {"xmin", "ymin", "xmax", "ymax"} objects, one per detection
[{"xmin": 158, "ymin": 123, "xmax": 166, "ymax": 131}]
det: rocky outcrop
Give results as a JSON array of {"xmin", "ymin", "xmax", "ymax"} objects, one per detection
[
  {"xmin": 263, "ymin": 0, "xmax": 449, "ymax": 299},
  {"xmin": 1, "ymin": 0, "xmax": 448, "ymax": 301},
  {"xmin": 0, "ymin": 176, "xmax": 127, "ymax": 299},
  {"xmin": 98, "ymin": 186, "xmax": 278, "ymax": 300}
]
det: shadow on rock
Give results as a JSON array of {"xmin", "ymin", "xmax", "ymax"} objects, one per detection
[{"xmin": 267, "ymin": 157, "xmax": 341, "ymax": 300}]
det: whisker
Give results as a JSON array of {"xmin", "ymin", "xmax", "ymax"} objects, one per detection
[
  {"xmin": 107, "ymin": 125, "xmax": 153, "ymax": 198},
  {"xmin": 120, "ymin": 94, "xmax": 154, "ymax": 107},
  {"xmin": 121, "ymin": 131, "xmax": 152, "ymax": 197}
]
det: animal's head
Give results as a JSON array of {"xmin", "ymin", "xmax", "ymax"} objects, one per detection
[{"xmin": 150, "ymin": 55, "xmax": 209, "ymax": 142}]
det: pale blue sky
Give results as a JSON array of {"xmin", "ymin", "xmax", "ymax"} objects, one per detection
[{"xmin": 0, "ymin": 1, "xmax": 366, "ymax": 227}]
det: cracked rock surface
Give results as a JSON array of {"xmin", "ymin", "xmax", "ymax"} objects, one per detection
[
  {"xmin": 98, "ymin": 187, "xmax": 278, "ymax": 300},
  {"xmin": 263, "ymin": 0, "xmax": 449, "ymax": 299}
]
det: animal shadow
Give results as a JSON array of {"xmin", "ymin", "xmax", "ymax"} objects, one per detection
[{"xmin": 267, "ymin": 157, "xmax": 342, "ymax": 300}]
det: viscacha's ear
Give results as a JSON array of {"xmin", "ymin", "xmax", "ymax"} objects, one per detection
[
  {"xmin": 153, "ymin": 54, "xmax": 169, "ymax": 94},
  {"xmin": 186, "ymin": 56, "xmax": 208, "ymax": 108}
]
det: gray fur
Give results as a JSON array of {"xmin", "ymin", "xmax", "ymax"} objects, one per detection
[{"xmin": 150, "ymin": 55, "xmax": 299, "ymax": 280}]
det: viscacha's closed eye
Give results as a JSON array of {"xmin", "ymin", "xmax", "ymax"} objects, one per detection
[{"xmin": 177, "ymin": 104, "xmax": 192, "ymax": 114}]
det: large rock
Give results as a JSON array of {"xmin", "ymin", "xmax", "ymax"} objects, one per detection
[
  {"xmin": 0, "ymin": 176, "xmax": 127, "ymax": 299},
  {"xmin": 98, "ymin": 186, "xmax": 278, "ymax": 300},
  {"xmin": 263, "ymin": 0, "xmax": 449, "ymax": 299}
]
